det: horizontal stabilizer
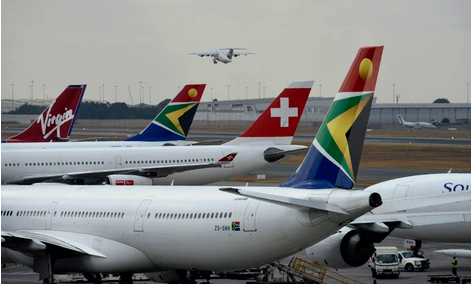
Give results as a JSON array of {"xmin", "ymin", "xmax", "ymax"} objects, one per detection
[{"xmin": 219, "ymin": 187, "xmax": 348, "ymax": 214}]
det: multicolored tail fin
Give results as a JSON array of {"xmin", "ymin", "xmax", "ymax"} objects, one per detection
[
  {"xmin": 228, "ymin": 48, "xmax": 234, "ymax": 60},
  {"xmin": 127, "ymin": 84, "xmax": 206, "ymax": 141},
  {"xmin": 5, "ymin": 85, "xmax": 86, "ymax": 143},
  {"xmin": 225, "ymin": 81, "xmax": 313, "ymax": 146},
  {"xmin": 280, "ymin": 46, "xmax": 384, "ymax": 189}
]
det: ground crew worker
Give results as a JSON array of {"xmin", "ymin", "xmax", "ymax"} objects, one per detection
[{"xmin": 451, "ymin": 256, "xmax": 458, "ymax": 276}]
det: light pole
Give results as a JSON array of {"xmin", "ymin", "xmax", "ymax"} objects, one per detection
[
  {"xmin": 11, "ymin": 84, "xmax": 14, "ymax": 109},
  {"xmin": 43, "ymin": 84, "xmax": 46, "ymax": 105},
  {"xmin": 31, "ymin": 80, "xmax": 34, "ymax": 103},
  {"xmin": 227, "ymin": 85, "xmax": 230, "ymax": 101},
  {"xmin": 99, "ymin": 87, "xmax": 102, "ymax": 102},
  {"xmin": 115, "ymin": 86, "xmax": 117, "ymax": 103},
  {"xmin": 258, "ymin": 82, "xmax": 261, "ymax": 99},
  {"xmin": 149, "ymin": 87, "xmax": 151, "ymax": 105},
  {"xmin": 246, "ymin": 87, "xmax": 248, "ymax": 99},
  {"xmin": 210, "ymin": 87, "xmax": 213, "ymax": 101},
  {"xmin": 263, "ymin": 86, "xmax": 265, "ymax": 98},
  {"xmin": 393, "ymin": 84, "xmax": 395, "ymax": 104},
  {"xmin": 319, "ymin": 84, "xmax": 322, "ymax": 97},
  {"xmin": 139, "ymin": 81, "xmax": 142, "ymax": 104},
  {"xmin": 467, "ymin": 83, "xmax": 469, "ymax": 104}
]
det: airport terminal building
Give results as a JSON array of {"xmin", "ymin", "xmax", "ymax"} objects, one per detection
[{"xmin": 193, "ymin": 97, "xmax": 471, "ymax": 127}]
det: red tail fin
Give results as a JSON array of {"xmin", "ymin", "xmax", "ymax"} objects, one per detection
[
  {"xmin": 6, "ymin": 85, "xmax": 86, "ymax": 143},
  {"xmin": 225, "ymin": 81, "xmax": 313, "ymax": 145}
]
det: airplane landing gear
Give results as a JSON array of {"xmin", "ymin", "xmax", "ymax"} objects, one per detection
[
  {"xmin": 84, "ymin": 273, "xmax": 102, "ymax": 284},
  {"xmin": 119, "ymin": 273, "xmax": 133, "ymax": 284}
]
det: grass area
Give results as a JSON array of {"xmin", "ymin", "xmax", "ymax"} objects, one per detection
[{"xmin": 281, "ymin": 143, "xmax": 471, "ymax": 172}]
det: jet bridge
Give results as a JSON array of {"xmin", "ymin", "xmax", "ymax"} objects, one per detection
[{"xmin": 271, "ymin": 257, "xmax": 364, "ymax": 284}]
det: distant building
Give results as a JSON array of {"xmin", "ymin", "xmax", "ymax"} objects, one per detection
[{"xmin": 194, "ymin": 97, "xmax": 471, "ymax": 125}]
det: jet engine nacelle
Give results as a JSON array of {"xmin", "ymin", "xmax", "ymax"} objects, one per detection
[
  {"xmin": 105, "ymin": 175, "xmax": 154, "ymax": 186},
  {"xmin": 305, "ymin": 227, "xmax": 375, "ymax": 269}
]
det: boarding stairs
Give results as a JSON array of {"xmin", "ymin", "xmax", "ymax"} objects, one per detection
[{"xmin": 271, "ymin": 257, "xmax": 364, "ymax": 284}]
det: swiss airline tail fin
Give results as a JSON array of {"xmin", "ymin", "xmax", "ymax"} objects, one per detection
[
  {"xmin": 225, "ymin": 81, "xmax": 313, "ymax": 146},
  {"xmin": 280, "ymin": 46, "xmax": 384, "ymax": 189},
  {"xmin": 126, "ymin": 84, "xmax": 206, "ymax": 142},
  {"xmin": 5, "ymin": 85, "xmax": 86, "ymax": 143}
]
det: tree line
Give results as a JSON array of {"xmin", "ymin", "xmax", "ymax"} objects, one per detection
[{"xmin": 7, "ymin": 100, "xmax": 171, "ymax": 120}]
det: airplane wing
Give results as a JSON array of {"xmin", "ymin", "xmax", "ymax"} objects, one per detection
[
  {"xmin": 6, "ymin": 153, "xmax": 238, "ymax": 185},
  {"xmin": 189, "ymin": 50, "xmax": 218, "ymax": 57},
  {"xmin": 1, "ymin": 230, "xmax": 106, "ymax": 258},
  {"xmin": 349, "ymin": 191, "xmax": 471, "ymax": 234},
  {"xmin": 233, "ymin": 51, "xmax": 255, "ymax": 57}
]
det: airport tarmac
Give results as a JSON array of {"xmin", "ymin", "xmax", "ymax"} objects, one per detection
[{"xmin": 2, "ymin": 236, "xmax": 470, "ymax": 284}]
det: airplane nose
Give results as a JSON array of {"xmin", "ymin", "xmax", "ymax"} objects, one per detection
[{"xmin": 369, "ymin": 192, "xmax": 382, "ymax": 208}]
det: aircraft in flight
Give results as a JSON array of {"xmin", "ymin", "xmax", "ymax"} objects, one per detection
[
  {"xmin": 2, "ymin": 85, "xmax": 86, "ymax": 143},
  {"xmin": 397, "ymin": 115, "xmax": 437, "ymax": 129},
  {"xmin": 1, "ymin": 45, "xmax": 385, "ymax": 284},
  {"xmin": 189, "ymin": 48, "xmax": 254, "ymax": 64},
  {"xmin": 2, "ymin": 81, "xmax": 313, "ymax": 185},
  {"xmin": 304, "ymin": 173, "xmax": 471, "ymax": 268}
]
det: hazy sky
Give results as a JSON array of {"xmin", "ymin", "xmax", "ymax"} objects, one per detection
[{"xmin": 2, "ymin": 0, "xmax": 471, "ymax": 104}]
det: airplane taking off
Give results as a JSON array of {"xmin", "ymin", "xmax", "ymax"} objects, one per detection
[
  {"xmin": 397, "ymin": 115, "xmax": 437, "ymax": 129},
  {"xmin": 3, "ymin": 84, "xmax": 206, "ymax": 149},
  {"xmin": 305, "ymin": 173, "xmax": 471, "ymax": 269},
  {"xmin": 189, "ymin": 48, "xmax": 254, "ymax": 64},
  {"xmin": 2, "ymin": 81, "xmax": 313, "ymax": 185},
  {"xmin": 1, "ymin": 46, "xmax": 384, "ymax": 284},
  {"xmin": 2, "ymin": 85, "xmax": 86, "ymax": 143}
]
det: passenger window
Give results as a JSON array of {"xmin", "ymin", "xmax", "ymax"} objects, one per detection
[{"xmin": 229, "ymin": 212, "xmax": 232, "ymax": 218}]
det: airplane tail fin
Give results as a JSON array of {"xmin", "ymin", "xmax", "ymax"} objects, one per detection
[
  {"xmin": 225, "ymin": 81, "xmax": 313, "ymax": 146},
  {"xmin": 227, "ymin": 48, "xmax": 234, "ymax": 60},
  {"xmin": 397, "ymin": 115, "xmax": 404, "ymax": 125},
  {"xmin": 280, "ymin": 46, "xmax": 384, "ymax": 189},
  {"xmin": 126, "ymin": 84, "xmax": 206, "ymax": 142},
  {"xmin": 5, "ymin": 85, "xmax": 86, "ymax": 143}
]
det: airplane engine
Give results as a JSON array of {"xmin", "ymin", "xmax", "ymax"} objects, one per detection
[
  {"xmin": 305, "ymin": 227, "xmax": 375, "ymax": 269},
  {"xmin": 105, "ymin": 175, "xmax": 154, "ymax": 186}
]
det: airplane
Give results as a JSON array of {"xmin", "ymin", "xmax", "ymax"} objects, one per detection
[
  {"xmin": 304, "ymin": 173, "xmax": 471, "ymax": 269},
  {"xmin": 397, "ymin": 114, "xmax": 437, "ymax": 129},
  {"xmin": 2, "ymin": 85, "xmax": 86, "ymax": 143},
  {"xmin": 189, "ymin": 48, "xmax": 254, "ymax": 64},
  {"xmin": 3, "ymin": 84, "xmax": 207, "ymax": 149},
  {"xmin": 1, "ymin": 45, "xmax": 385, "ymax": 284},
  {"xmin": 2, "ymin": 81, "xmax": 314, "ymax": 185}
]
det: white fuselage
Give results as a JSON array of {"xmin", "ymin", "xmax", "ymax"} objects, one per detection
[
  {"xmin": 364, "ymin": 173, "xmax": 471, "ymax": 243},
  {"xmin": 1, "ymin": 185, "xmax": 373, "ymax": 273},
  {"xmin": 216, "ymin": 50, "xmax": 231, "ymax": 63},
  {"xmin": 1, "ymin": 144, "xmax": 304, "ymax": 185},
  {"xmin": 401, "ymin": 121, "xmax": 436, "ymax": 129}
]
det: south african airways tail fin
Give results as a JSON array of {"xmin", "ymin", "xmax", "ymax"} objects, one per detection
[
  {"xmin": 225, "ymin": 81, "xmax": 313, "ymax": 146},
  {"xmin": 280, "ymin": 46, "xmax": 384, "ymax": 189},
  {"xmin": 4, "ymin": 85, "xmax": 86, "ymax": 143},
  {"xmin": 127, "ymin": 84, "xmax": 206, "ymax": 142}
]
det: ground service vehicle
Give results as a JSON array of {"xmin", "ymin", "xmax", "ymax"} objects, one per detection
[
  {"xmin": 398, "ymin": 250, "xmax": 430, "ymax": 272},
  {"xmin": 370, "ymin": 246, "xmax": 400, "ymax": 278}
]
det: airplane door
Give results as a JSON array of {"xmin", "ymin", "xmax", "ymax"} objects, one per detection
[
  {"xmin": 134, "ymin": 200, "xmax": 152, "ymax": 232},
  {"xmin": 45, "ymin": 202, "xmax": 57, "ymax": 230},
  {"xmin": 115, "ymin": 156, "xmax": 122, "ymax": 168},
  {"xmin": 243, "ymin": 199, "xmax": 260, "ymax": 232},
  {"xmin": 393, "ymin": 184, "xmax": 409, "ymax": 199},
  {"xmin": 222, "ymin": 151, "xmax": 235, "ymax": 168}
]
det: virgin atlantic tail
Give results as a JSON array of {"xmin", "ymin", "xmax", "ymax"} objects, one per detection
[
  {"xmin": 126, "ymin": 84, "xmax": 206, "ymax": 142},
  {"xmin": 4, "ymin": 85, "xmax": 86, "ymax": 143},
  {"xmin": 280, "ymin": 46, "xmax": 384, "ymax": 189},
  {"xmin": 225, "ymin": 81, "xmax": 313, "ymax": 146}
]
